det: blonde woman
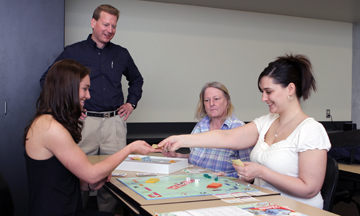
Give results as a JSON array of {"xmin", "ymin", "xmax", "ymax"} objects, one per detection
[{"xmin": 163, "ymin": 82, "xmax": 252, "ymax": 177}]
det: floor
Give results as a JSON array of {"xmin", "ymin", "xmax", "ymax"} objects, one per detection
[
  {"xmin": 85, "ymin": 195, "xmax": 124, "ymax": 215},
  {"xmin": 333, "ymin": 193, "xmax": 360, "ymax": 216},
  {"xmin": 333, "ymin": 198, "xmax": 360, "ymax": 216}
]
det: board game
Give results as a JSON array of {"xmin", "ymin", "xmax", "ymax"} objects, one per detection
[
  {"xmin": 115, "ymin": 154, "xmax": 188, "ymax": 174},
  {"xmin": 117, "ymin": 173, "xmax": 259, "ymax": 200}
]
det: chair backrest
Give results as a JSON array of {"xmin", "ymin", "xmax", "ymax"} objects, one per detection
[
  {"xmin": 321, "ymin": 156, "xmax": 339, "ymax": 212},
  {"xmin": 0, "ymin": 170, "xmax": 14, "ymax": 216}
]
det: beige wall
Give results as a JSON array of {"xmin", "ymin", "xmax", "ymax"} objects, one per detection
[{"xmin": 65, "ymin": 0, "xmax": 352, "ymax": 122}]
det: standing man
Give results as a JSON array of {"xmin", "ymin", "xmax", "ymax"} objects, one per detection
[{"xmin": 40, "ymin": 4, "xmax": 144, "ymax": 213}]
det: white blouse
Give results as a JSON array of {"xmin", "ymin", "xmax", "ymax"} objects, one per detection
[{"xmin": 251, "ymin": 113, "xmax": 331, "ymax": 209}]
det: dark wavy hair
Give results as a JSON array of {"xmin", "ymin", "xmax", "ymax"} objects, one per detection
[
  {"xmin": 24, "ymin": 59, "xmax": 90, "ymax": 145},
  {"xmin": 257, "ymin": 53, "xmax": 316, "ymax": 101}
]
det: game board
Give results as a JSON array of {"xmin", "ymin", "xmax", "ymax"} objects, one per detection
[{"xmin": 117, "ymin": 173, "xmax": 259, "ymax": 200}]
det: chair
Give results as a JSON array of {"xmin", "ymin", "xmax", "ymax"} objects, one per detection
[
  {"xmin": 0, "ymin": 170, "xmax": 14, "ymax": 216},
  {"xmin": 333, "ymin": 170, "xmax": 360, "ymax": 214},
  {"xmin": 321, "ymin": 156, "xmax": 339, "ymax": 212}
]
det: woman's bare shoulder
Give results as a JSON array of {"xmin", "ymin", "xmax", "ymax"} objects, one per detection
[
  {"xmin": 36, "ymin": 115, "xmax": 65, "ymax": 130},
  {"xmin": 27, "ymin": 115, "xmax": 70, "ymax": 142},
  {"xmin": 26, "ymin": 114, "xmax": 75, "ymax": 159}
]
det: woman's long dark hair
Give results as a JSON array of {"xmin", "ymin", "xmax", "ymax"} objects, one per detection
[{"xmin": 24, "ymin": 59, "xmax": 90, "ymax": 145}]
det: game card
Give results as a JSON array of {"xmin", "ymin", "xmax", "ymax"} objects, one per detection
[
  {"xmin": 152, "ymin": 144, "xmax": 161, "ymax": 149},
  {"xmin": 112, "ymin": 172, "xmax": 127, "ymax": 177},
  {"xmin": 136, "ymin": 172, "xmax": 157, "ymax": 177},
  {"xmin": 232, "ymin": 159, "xmax": 245, "ymax": 166},
  {"xmin": 221, "ymin": 198, "xmax": 246, "ymax": 203}
]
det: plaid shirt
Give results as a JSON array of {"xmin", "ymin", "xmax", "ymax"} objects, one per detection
[{"xmin": 188, "ymin": 114, "xmax": 252, "ymax": 178}]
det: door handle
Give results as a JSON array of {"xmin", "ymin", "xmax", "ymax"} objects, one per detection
[{"xmin": 4, "ymin": 101, "xmax": 7, "ymax": 115}]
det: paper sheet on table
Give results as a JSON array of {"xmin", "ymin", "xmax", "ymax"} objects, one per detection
[
  {"xmin": 157, "ymin": 202, "xmax": 308, "ymax": 216},
  {"xmin": 157, "ymin": 206, "xmax": 253, "ymax": 216}
]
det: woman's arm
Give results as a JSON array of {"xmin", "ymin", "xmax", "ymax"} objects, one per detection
[
  {"xmin": 79, "ymin": 174, "xmax": 111, "ymax": 191},
  {"xmin": 159, "ymin": 122, "xmax": 259, "ymax": 151},
  {"xmin": 235, "ymin": 149, "xmax": 327, "ymax": 198},
  {"xmin": 27, "ymin": 116, "xmax": 161, "ymax": 184},
  {"xmin": 55, "ymin": 135, "xmax": 159, "ymax": 184}
]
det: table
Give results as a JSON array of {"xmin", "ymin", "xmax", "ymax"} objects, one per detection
[
  {"xmin": 337, "ymin": 163, "xmax": 360, "ymax": 189},
  {"xmin": 336, "ymin": 162, "xmax": 360, "ymax": 214},
  {"xmin": 338, "ymin": 163, "xmax": 360, "ymax": 175},
  {"xmin": 88, "ymin": 155, "xmax": 278, "ymax": 215},
  {"xmin": 89, "ymin": 155, "xmax": 337, "ymax": 216},
  {"xmin": 140, "ymin": 195, "xmax": 339, "ymax": 216}
]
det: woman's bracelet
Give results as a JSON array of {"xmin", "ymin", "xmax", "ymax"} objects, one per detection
[{"xmin": 88, "ymin": 183, "xmax": 95, "ymax": 192}]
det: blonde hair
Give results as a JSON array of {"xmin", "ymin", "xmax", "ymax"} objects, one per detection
[{"xmin": 195, "ymin": 82, "xmax": 234, "ymax": 120}]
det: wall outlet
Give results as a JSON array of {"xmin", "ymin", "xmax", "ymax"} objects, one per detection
[{"xmin": 326, "ymin": 109, "xmax": 331, "ymax": 118}]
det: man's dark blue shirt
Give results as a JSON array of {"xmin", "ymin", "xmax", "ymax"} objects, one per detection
[{"xmin": 40, "ymin": 34, "xmax": 144, "ymax": 112}]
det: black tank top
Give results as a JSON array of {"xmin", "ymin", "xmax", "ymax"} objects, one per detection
[
  {"xmin": 25, "ymin": 152, "xmax": 84, "ymax": 216},
  {"xmin": 24, "ymin": 152, "xmax": 114, "ymax": 216}
]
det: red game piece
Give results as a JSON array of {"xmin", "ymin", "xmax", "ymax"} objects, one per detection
[{"xmin": 206, "ymin": 183, "xmax": 222, "ymax": 188}]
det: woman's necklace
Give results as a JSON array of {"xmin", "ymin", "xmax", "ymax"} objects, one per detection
[{"xmin": 275, "ymin": 111, "xmax": 302, "ymax": 138}]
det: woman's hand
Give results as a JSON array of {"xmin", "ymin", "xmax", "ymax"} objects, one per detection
[
  {"xmin": 129, "ymin": 141, "xmax": 162, "ymax": 155},
  {"xmin": 158, "ymin": 135, "xmax": 184, "ymax": 152},
  {"xmin": 233, "ymin": 162, "xmax": 263, "ymax": 182},
  {"xmin": 80, "ymin": 109, "xmax": 87, "ymax": 120},
  {"xmin": 88, "ymin": 174, "xmax": 111, "ymax": 191}
]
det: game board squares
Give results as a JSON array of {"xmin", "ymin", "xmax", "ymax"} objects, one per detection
[{"xmin": 148, "ymin": 192, "xmax": 162, "ymax": 198}]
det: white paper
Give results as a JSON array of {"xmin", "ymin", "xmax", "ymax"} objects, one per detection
[{"xmin": 185, "ymin": 206, "xmax": 253, "ymax": 216}]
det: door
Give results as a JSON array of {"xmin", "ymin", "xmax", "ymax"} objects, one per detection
[{"xmin": 0, "ymin": 1, "xmax": 65, "ymax": 215}]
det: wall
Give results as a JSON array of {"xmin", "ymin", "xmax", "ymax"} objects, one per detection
[
  {"xmin": 352, "ymin": 23, "xmax": 360, "ymax": 127},
  {"xmin": 65, "ymin": 0, "xmax": 352, "ymax": 122}
]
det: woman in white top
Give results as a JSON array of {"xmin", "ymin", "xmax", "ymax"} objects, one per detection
[{"xmin": 159, "ymin": 54, "xmax": 331, "ymax": 209}]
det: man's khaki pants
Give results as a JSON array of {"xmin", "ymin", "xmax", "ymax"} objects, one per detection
[{"xmin": 79, "ymin": 115, "xmax": 127, "ymax": 212}]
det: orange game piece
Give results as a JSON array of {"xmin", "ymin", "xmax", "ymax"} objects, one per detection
[{"xmin": 206, "ymin": 183, "xmax": 222, "ymax": 188}]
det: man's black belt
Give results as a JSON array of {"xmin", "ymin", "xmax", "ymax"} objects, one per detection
[{"xmin": 86, "ymin": 111, "xmax": 119, "ymax": 118}]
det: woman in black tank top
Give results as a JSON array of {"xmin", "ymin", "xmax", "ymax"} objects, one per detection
[{"xmin": 24, "ymin": 59, "xmax": 160, "ymax": 216}]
